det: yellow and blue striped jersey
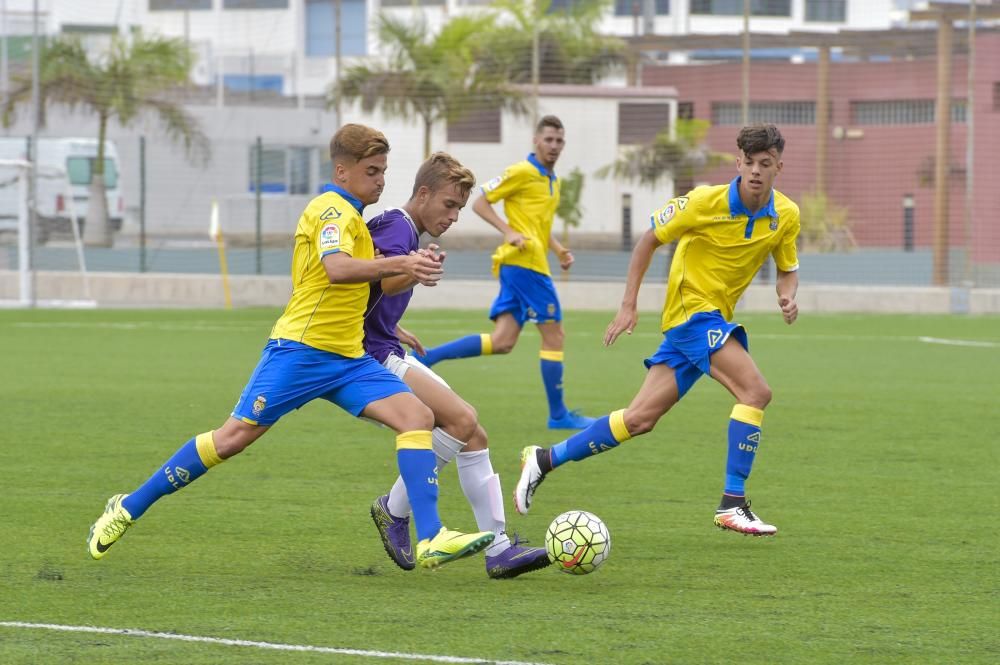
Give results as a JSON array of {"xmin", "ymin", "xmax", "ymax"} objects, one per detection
[
  {"xmin": 269, "ymin": 186, "xmax": 374, "ymax": 357},
  {"xmin": 483, "ymin": 153, "xmax": 560, "ymax": 277},
  {"xmin": 650, "ymin": 177, "xmax": 800, "ymax": 332}
]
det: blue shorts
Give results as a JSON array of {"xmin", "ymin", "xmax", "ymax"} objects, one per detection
[
  {"xmin": 489, "ymin": 265, "xmax": 562, "ymax": 326},
  {"xmin": 644, "ymin": 311, "xmax": 748, "ymax": 400},
  {"xmin": 232, "ymin": 339, "xmax": 411, "ymax": 425}
]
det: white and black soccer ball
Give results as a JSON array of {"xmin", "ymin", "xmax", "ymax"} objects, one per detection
[{"xmin": 544, "ymin": 510, "xmax": 611, "ymax": 575}]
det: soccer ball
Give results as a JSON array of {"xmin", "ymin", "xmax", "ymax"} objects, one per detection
[{"xmin": 544, "ymin": 510, "xmax": 611, "ymax": 575}]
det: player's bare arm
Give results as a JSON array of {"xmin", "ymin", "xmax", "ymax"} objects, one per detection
[
  {"xmin": 776, "ymin": 269, "xmax": 799, "ymax": 325},
  {"xmin": 323, "ymin": 251, "xmax": 442, "ymax": 288},
  {"xmin": 604, "ymin": 229, "xmax": 662, "ymax": 346},
  {"xmin": 473, "ymin": 194, "xmax": 525, "ymax": 249},
  {"xmin": 380, "ymin": 244, "xmax": 448, "ymax": 296},
  {"xmin": 395, "ymin": 323, "xmax": 426, "ymax": 356}
]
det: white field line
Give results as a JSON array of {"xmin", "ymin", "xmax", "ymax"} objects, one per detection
[
  {"xmin": 917, "ymin": 336, "xmax": 1000, "ymax": 348},
  {"xmin": 0, "ymin": 621, "xmax": 551, "ymax": 665}
]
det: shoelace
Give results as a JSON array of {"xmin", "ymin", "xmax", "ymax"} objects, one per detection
[
  {"xmin": 102, "ymin": 514, "xmax": 130, "ymax": 541},
  {"xmin": 737, "ymin": 501, "xmax": 758, "ymax": 522}
]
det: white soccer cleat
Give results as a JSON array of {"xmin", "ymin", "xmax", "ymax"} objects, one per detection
[
  {"xmin": 714, "ymin": 500, "xmax": 777, "ymax": 536},
  {"xmin": 513, "ymin": 446, "xmax": 546, "ymax": 515}
]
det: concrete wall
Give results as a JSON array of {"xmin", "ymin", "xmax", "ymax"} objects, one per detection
[{"xmin": 4, "ymin": 270, "xmax": 998, "ymax": 314}]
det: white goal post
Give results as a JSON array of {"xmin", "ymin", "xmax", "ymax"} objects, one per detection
[{"xmin": 0, "ymin": 158, "xmax": 94, "ymax": 308}]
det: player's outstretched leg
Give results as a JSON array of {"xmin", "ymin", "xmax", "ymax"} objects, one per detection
[
  {"xmin": 87, "ymin": 494, "xmax": 134, "ymax": 559},
  {"xmin": 416, "ymin": 528, "xmax": 495, "ymax": 570},
  {"xmin": 413, "ymin": 333, "xmax": 492, "ymax": 368},
  {"xmin": 370, "ymin": 493, "xmax": 415, "ymax": 570},
  {"xmin": 514, "ymin": 410, "xmax": 633, "ymax": 515}
]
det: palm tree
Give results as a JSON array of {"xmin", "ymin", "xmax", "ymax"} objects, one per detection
[
  {"xmin": 2, "ymin": 33, "xmax": 210, "ymax": 246},
  {"xmin": 597, "ymin": 119, "xmax": 733, "ymax": 189},
  {"xmin": 333, "ymin": 13, "xmax": 526, "ymax": 158},
  {"xmin": 484, "ymin": 0, "xmax": 625, "ymax": 85}
]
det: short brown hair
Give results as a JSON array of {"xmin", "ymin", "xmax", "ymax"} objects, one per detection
[
  {"xmin": 411, "ymin": 152, "xmax": 476, "ymax": 198},
  {"xmin": 535, "ymin": 115, "xmax": 564, "ymax": 133},
  {"xmin": 737, "ymin": 124, "xmax": 785, "ymax": 156},
  {"xmin": 330, "ymin": 124, "xmax": 390, "ymax": 164}
]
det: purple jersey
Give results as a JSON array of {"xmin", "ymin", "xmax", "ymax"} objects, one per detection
[{"xmin": 364, "ymin": 208, "xmax": 420, "ymax": 363}]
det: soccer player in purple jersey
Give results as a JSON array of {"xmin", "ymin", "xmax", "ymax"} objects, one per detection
[{"xmin": 365, "ymin": 152, "xmax": 551, "ymax": 579}]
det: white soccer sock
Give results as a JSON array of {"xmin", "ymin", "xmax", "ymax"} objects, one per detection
[
  {"xmin": 386, "ymin": 427, "xmax": 467, "ymax": 519},
  {"xmin": 456, "ymin": 449, "xmax": 510, "ymax": 556}
]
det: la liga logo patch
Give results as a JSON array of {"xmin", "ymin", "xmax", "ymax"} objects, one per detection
[{"xmin": 320, "ymin": 223, "xmax": 341, "ymax": 251}]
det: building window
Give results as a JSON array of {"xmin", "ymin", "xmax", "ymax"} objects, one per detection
[
  {"xmin": 677, "ymin": 101, "xmax": 695, "ymax": 119},
  {"xmin": 850, "ymin": 99, "xmax": 967, "ymax": 125},
  {"xmin": 447, "ymin": 106, "xmax": 502, "ymax": 143},
  {"xmin": 305, "ymin": 0, "xmax": 367, "ymax": 57},
  {"xmin": 614, "ymin": 0, "xmax": 670, "ymax": 16},
  {"xmin": 618, "ymin": 103, "xmax": 671, "ymax": 145},
  {"xmin": 249, "ymin": 145, "xmax": 315, "ymax": 194},
  {"xmin": 690, "ymin": 0, "xmax": 790, "ymax": 16},
  {"xmin": 805, "ymin": 0, "xmax": 846, "ymax": 22},
  {"xmin": 224, "ymin": 0, "xmax": 289, "ymax": 8},
  {"xmin": 711, "ymin": 101, "xmax": 814, "ymax": 125},
  {"xmin": 149, "ymin": 0, "xmax": 211, "ymax": 9}
]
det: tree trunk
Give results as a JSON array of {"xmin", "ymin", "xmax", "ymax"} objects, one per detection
[
  {"xmin": 82, "ymin": 174, "xmax": 112, "ymax": 247},
  {"xmin": 83, "ymin": 114, "xmax": 112, "ymax": 247},
  {"xmin": 423, "ymin": 118, "xmax": 432, "ymax": 159}
]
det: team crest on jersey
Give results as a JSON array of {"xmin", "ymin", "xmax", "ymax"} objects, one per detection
[
  {"xmin": 547, "ymin": 303, "xmax": 556, "ymax": 316},
  {"xmin": 252, "ymin": 394, "xmax": 267, "ymax": 417},
  {"xmin": 320, "ymin": 223, "xmax": 341, "ymax": 251},
  {"xmin": 320, "ymin": 206, "xmax": 342, "ymax": 221},
  {"xmin": 769, "ymin": 219, "xmax": 779, "ymax": 231}
]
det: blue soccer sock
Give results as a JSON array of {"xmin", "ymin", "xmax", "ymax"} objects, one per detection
[
  {"xmin": 396, "ymin": 430, "xmax": 442, "ymax": 542},
  {"xmin": 540, "ymin": 350, "xmax": 568, "ymax": 420},
  {"xmin": 723, "ymin": 404, "xmax": 764, "ymax": 498},
  {"xmin": 419, "ymin": 334, "xmax": 491, "ymax": 367},
  {"xmin": 121, "ymin": 432, "xmax": 224, "ymax": 520},
  {"xmin": 549, "ymin": 410, "xmax": 632, "ymax": 469}
]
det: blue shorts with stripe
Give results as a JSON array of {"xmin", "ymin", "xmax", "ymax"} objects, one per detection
[
  {"xmin": 489, "ymin": 264, "xmax": 562, "ymax": 326},
  {"xmin": 644, "ymin": 310, "xmax": 748, "ymax": 400},
  {"xmin": 232, "ymin": 339, "xmax": 410, "ymax": 426}
]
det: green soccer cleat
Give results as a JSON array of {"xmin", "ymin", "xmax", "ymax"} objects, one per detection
[
  {"xmin": 416, "ymin": 527, "xmax": 495, "ymax": 570},
  {"xmin": 87, "ymin": 494, "xmax": 134, "ymax": 559}
]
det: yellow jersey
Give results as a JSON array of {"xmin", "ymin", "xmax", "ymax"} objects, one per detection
[
  {"xmin": 650, "ymin": 177, "xmax": 800, "ymax": 332},
  {"xmin": 269, "ymin": 186, "xmax": 374, "ymax": 357},
  {"xmin": 483, "ymin": 153, "xmax": 560, "ymax": 277}
]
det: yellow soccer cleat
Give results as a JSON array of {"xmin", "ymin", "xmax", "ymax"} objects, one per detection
[
  {"xmin": 87, "ymin": 494, "xmax": 134, "ymax": 559},
  {"xmin": 416, "ymin": 527, "xmax": 495, "ymax": 570}
]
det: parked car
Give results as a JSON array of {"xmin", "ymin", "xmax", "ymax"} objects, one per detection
[{"xmin": 0, "ymin": 137, "xmax": 125, "ymax": 243}]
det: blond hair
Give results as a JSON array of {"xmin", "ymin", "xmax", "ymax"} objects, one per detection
[
  {"xmin": 330, "ymin": 124, "xmax": 390, "ymax": 164},
  {"xmin": 410, "ymin": 152, "xmax": 476, "ymax": 198}
]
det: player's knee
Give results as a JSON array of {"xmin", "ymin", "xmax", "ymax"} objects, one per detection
[
  {"xmin": 448, "ymin": 405, "xmax": 479, "ymax": 442},
  {"xmin": 214, "ymin": 421, "xmax": 260, "ymax": 458},
  {"xmin": 623, "ymin": 411, "xmax": 658, "ymax": 436},
  {"xmin": 743, "ymin": 383, "xmax": 772, "ymax": 410}
]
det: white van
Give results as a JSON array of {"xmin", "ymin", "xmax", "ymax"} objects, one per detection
[{"xmin": 0, "ymin": 137, "xmax": 125, "ymax": 243}]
